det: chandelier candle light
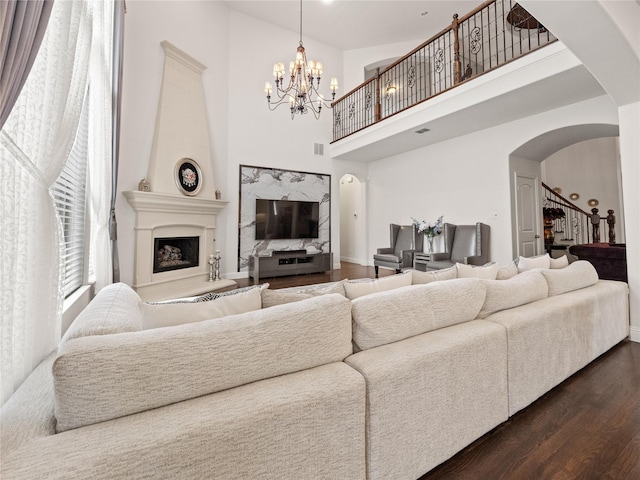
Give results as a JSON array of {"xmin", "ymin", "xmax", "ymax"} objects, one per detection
[
  {"xmin": 264, "ymin": 0, "xmax": 338, "ymax": 119},
  {"xmin": 412, "ymin": 215, "xmax": 444, "ymax": 253}
]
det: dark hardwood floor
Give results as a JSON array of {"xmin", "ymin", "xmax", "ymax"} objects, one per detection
[
  {"xmin": 236, "ymin": 262, "xmax": 640, "ymax": 479},
  {"xmin": 232, "ymin": 260, "xmax": 394, "ymax": 290}
]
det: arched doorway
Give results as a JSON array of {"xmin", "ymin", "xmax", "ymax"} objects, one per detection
[
  {"xmin": 509, "ymin": 123, "xmax": 621, "ymax": 258},
  {"xmin": 339, "ymin": 173, "xmax": 367, "ymax": 265}
]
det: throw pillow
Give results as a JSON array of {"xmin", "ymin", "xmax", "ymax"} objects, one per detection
[
  {"xmin": 540, "ymin": 260, "xmax": 599, "ymax": 296},
  {"xmin": 478, "ymin": 270, "xmax": 548, "ymax": 318},
  {"xmin": 411, "ymin": 266, "xmax": 457, "ymax": 284},
  {"xmin": 140, "ymin": 287, "xmax": 263, "ymax": 329},
  {"xmin": 151, "ymin": 284, "xmax": 267, "ymax": 304},
  {"xmin": 517, "ymin": 254, "xmax": 550, "ymax": 272},
  {"xmin": 456, "ymin": 262, "xmax": 499, "ymax": 280},
  {"xmin": 550, "ymin": 255, "xmax": 569, "ymax": 269},
  {"xmin": 344, "ymin": 271, "xmax": 412, "ymax": 300},
  {"xmin": 496, "ymin": 261, "xmax": 518, "ymax": 280}
]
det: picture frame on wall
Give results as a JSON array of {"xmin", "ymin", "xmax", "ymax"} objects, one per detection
[{"xmin": 175, "ymin": 158, "xmax": 202, "ymax": 196}]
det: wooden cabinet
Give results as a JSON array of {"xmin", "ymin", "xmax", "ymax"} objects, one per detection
[{"xmin": 249, "ymin": 252, "xmax": 333, "ymax": 280}]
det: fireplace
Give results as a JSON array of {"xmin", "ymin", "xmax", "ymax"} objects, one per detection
[{"xmin": 153, "ymin": 236, "xmax": 199, "ymax": 273}]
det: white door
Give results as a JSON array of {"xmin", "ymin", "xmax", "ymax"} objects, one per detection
[{"xmin": 515, "ymin": 173, "xmax": 541, "ymax": 257}]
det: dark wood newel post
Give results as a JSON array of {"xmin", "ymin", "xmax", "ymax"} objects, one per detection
[
  {"xmin": 375, "ymin": 67, "xmax": 381, "ymax": 122},
  {"xmin": 607, "ymin": 209, "xmax": 616, "ymax": 244},
  {"xmin": 452, "ymin": 13, "xmax": 461, "ymax": 85}
]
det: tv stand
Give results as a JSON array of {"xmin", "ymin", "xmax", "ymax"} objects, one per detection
[{"xmin": 249, "ymin": 252, "xmax": 332, "ymax": 280}]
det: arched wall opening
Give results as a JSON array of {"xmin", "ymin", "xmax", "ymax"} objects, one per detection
[
  {"xmin": 509, "ymin": 123, "xmax": 622, "ymax": 258},
  {"xmin": 339, "ymin": 173, "xmax": 367, "ymax": 265}
]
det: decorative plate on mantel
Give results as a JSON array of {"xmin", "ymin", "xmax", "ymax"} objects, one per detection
[{"xmin": 175, "ymin": 158, "xmax": 202, "ymax": 196}]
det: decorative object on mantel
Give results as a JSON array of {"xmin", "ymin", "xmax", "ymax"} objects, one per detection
[
  {"xmin": 412, "ymin": 215, "xmax": 444, "ymax": 253},
  {"xmin": 214, "ymin": 250, "xmax": 221, "ymax": 281},
  {"xmin": 138, "ymin": 178, "xmax": 150, "ymax": 192},
  {"xmin": 588, "ymin": 198, "xmax": 599, "ymax": 207},
  {"xmin": 208, "ymin": 250, "xmax": 222, "ymax": 282},
  {"xmin": 264, "ymin": 0, "xmax": 338, "ymax": 119},
  {"xmin": 175, "ymin": 158, "xmax": 202, "ymax": 196},
  {"xmin": 215, "ymin": 189, "xmax": 221, "ymax": 200},
  {"xmin": 569, "ymin": 192, "xmax": 579, "ymax": 200}
]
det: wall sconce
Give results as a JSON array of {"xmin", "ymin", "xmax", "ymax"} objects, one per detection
[{"xmin": 385, "ymin": 81, "xmax": 397, "ymax": 99}]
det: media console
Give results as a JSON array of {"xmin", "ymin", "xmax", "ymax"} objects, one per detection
[{"xmin": 249, "ymin": 251, "xmax": 333, "ymax": 280}]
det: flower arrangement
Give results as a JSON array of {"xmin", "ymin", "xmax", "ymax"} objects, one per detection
[
  {"xmin": 412, "ymin": 215, "xmax": 444, "ymax": 238},
  {"xmin": 543, "ymin": 207, "xmax": 565, "ymax": 220}
]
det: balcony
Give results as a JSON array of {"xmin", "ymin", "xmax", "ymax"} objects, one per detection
[{"xmin": 331, "ymin": 0, "xmax": 567, "ymax": 157}]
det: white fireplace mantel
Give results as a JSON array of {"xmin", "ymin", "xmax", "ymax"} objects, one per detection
[{"xmin": 124, "ymin": 190, "xmax": 235, "ymax": 301}]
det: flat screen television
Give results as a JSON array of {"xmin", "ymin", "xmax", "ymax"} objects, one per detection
[{"xmin": 255, "ymin": 199, "xmax": 320, "ymax": 240}]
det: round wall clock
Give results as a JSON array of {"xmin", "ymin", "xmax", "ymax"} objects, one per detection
[{"xmin": 175, "ymin": 158, "xmax": 202, "ymax": 196}]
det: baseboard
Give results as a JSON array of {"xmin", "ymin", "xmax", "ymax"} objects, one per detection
[
  {"xmin": 226, "ymin": 271, "xmax": 249, "ymax": 280},
  {"xmin": 340, "ymin": 256, "xmax": 364, "ymax": 265},
  {"xmin": 629, "ymin": 326, "xmax": 640, "ymax": 343}
]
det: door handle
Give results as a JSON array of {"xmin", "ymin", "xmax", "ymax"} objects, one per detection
[{"xmin": 534, "ymin": 235, "xmax": 540, "ymax": 239}]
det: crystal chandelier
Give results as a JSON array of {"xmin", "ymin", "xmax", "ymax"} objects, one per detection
[{"xmin": 264, "ymin": 0, "xmax": 338, "ymax": 119}]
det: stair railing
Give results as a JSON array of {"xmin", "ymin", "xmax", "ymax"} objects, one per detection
[{"xmin": 542, "ymin": 183, "xmax": 616, "ymax": 245}]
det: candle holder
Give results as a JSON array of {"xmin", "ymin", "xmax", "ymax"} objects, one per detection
[
  {"xmin": 214, "ymin": 250, "xmax": 221, "ymax": 281},
  {"xmin": 208, "ymin": 254, "xmax": 215, "ymax": 282}
]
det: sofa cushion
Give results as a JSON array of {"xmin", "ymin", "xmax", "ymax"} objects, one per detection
[
  {"xmin": 140, "ymin": 287, "xmax": 263, "ymax": 329},
  {"xmin": 550, "ymin": 255, "xmax": 569, "ymax": 269},
  {"xmin": 496, "ymin": 261, "xmax": 518, "ymax": 280},
  {"xmin": 456, "ymin": 262, "xmax": 499, "ymax": 279},
  {"xmin": 478, "ymin": 270, "xmax": 548, "ymax": 319},
  {"xmin": 262, "ymin": 280, "xmax": 347, "ymax": 308},
  {"xmin": 351, "ymin": 278, "xmax": 486, "ymax": 350},
  {"xmin": 61, "ymin": 283, "xmax": 143, "ymax": 345},
  {"xmin": 411, "ymin": 266, "xmax": 456, "ymax": 284},
  {"xmin": 540, "ymin": 260, "xmax": 599, "ymax": 296},
  {"xmin": 53, "ymin": 293, "xmax": 354, "ymax": 432},
  {"xmin": 344, "ymin": 271, "xmax": 412, "ymax": 300},
  {"xmin": 517, "ymin": 253, "xmax": 550, "ymax": 272}
]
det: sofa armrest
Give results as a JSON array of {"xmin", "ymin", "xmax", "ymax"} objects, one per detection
[
  {"xmin": 400, "ymin": 249, "xmax": 416, "ymax": 266},
  {"xmin": 429, "ymin": 252, "xmax": 450, "ymax": 261},
  {"xmin": 377, "ymin": 247, "xmax": 394, "ymax": 254}
]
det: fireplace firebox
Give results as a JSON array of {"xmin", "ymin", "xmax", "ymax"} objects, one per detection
[{"xmin": 153, "ymin": 236, "xmax": 199, "ymax": 273}]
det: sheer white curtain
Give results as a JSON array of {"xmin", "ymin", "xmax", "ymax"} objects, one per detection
[
  {"xmin": 88, "ymin": 0, "xmax": 114, "ymax": 292},
  {"xmin": 0, "ymin": 1, "xmax": 92, "ymax": 404}
]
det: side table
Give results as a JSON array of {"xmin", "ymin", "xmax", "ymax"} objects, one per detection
[{"xmin": 413, "ymin": 252, "xmax": 432, "ymax": 272}]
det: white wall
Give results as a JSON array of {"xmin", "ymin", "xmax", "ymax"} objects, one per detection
[
  {"xmin": 365, "ymin": 95, "xmax": 619, "ymax": 268},
  {"xmin": 542, "ymin": 137, "xmax": 624, "ymax": 242},
  {"xmin": 618, "ymin": 101, "xmax": 640, "ymax": 342}
]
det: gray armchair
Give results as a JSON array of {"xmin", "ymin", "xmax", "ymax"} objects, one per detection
[
  {"xmin": 425, "ymin": 222, "xmax": 490, "ymax": 270},
  {"xmin": 374, "ymin": 224, "xmax": 423, "ymax": 277}
]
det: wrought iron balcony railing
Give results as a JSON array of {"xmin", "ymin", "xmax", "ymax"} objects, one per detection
[{"xmin": 332, "ymin": 0, "xmax": 556, "ymax": 143}]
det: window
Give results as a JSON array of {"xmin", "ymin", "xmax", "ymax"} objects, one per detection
[{"xmin": 50, "ymin": 100, "xmax": 90, "ymax": 297}]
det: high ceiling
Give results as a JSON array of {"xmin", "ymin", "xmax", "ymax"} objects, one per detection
[{"xmin": 224, "ymin": 1, "xmax": 481, "ymax": 50}]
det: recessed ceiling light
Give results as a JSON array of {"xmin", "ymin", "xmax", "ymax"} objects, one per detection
[{"xmin": 415, "ymin": 127, "xmax": 430, "ymax": 134}]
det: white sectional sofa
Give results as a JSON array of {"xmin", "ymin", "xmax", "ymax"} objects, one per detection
[{"xmin": 0, "ymin": 260, "xmax": 629, "ymax": 479}]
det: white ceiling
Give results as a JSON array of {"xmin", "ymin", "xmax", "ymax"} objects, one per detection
[{"xmin": 224, "ymin": 0, "xmax": 481, "ymax": 50}]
